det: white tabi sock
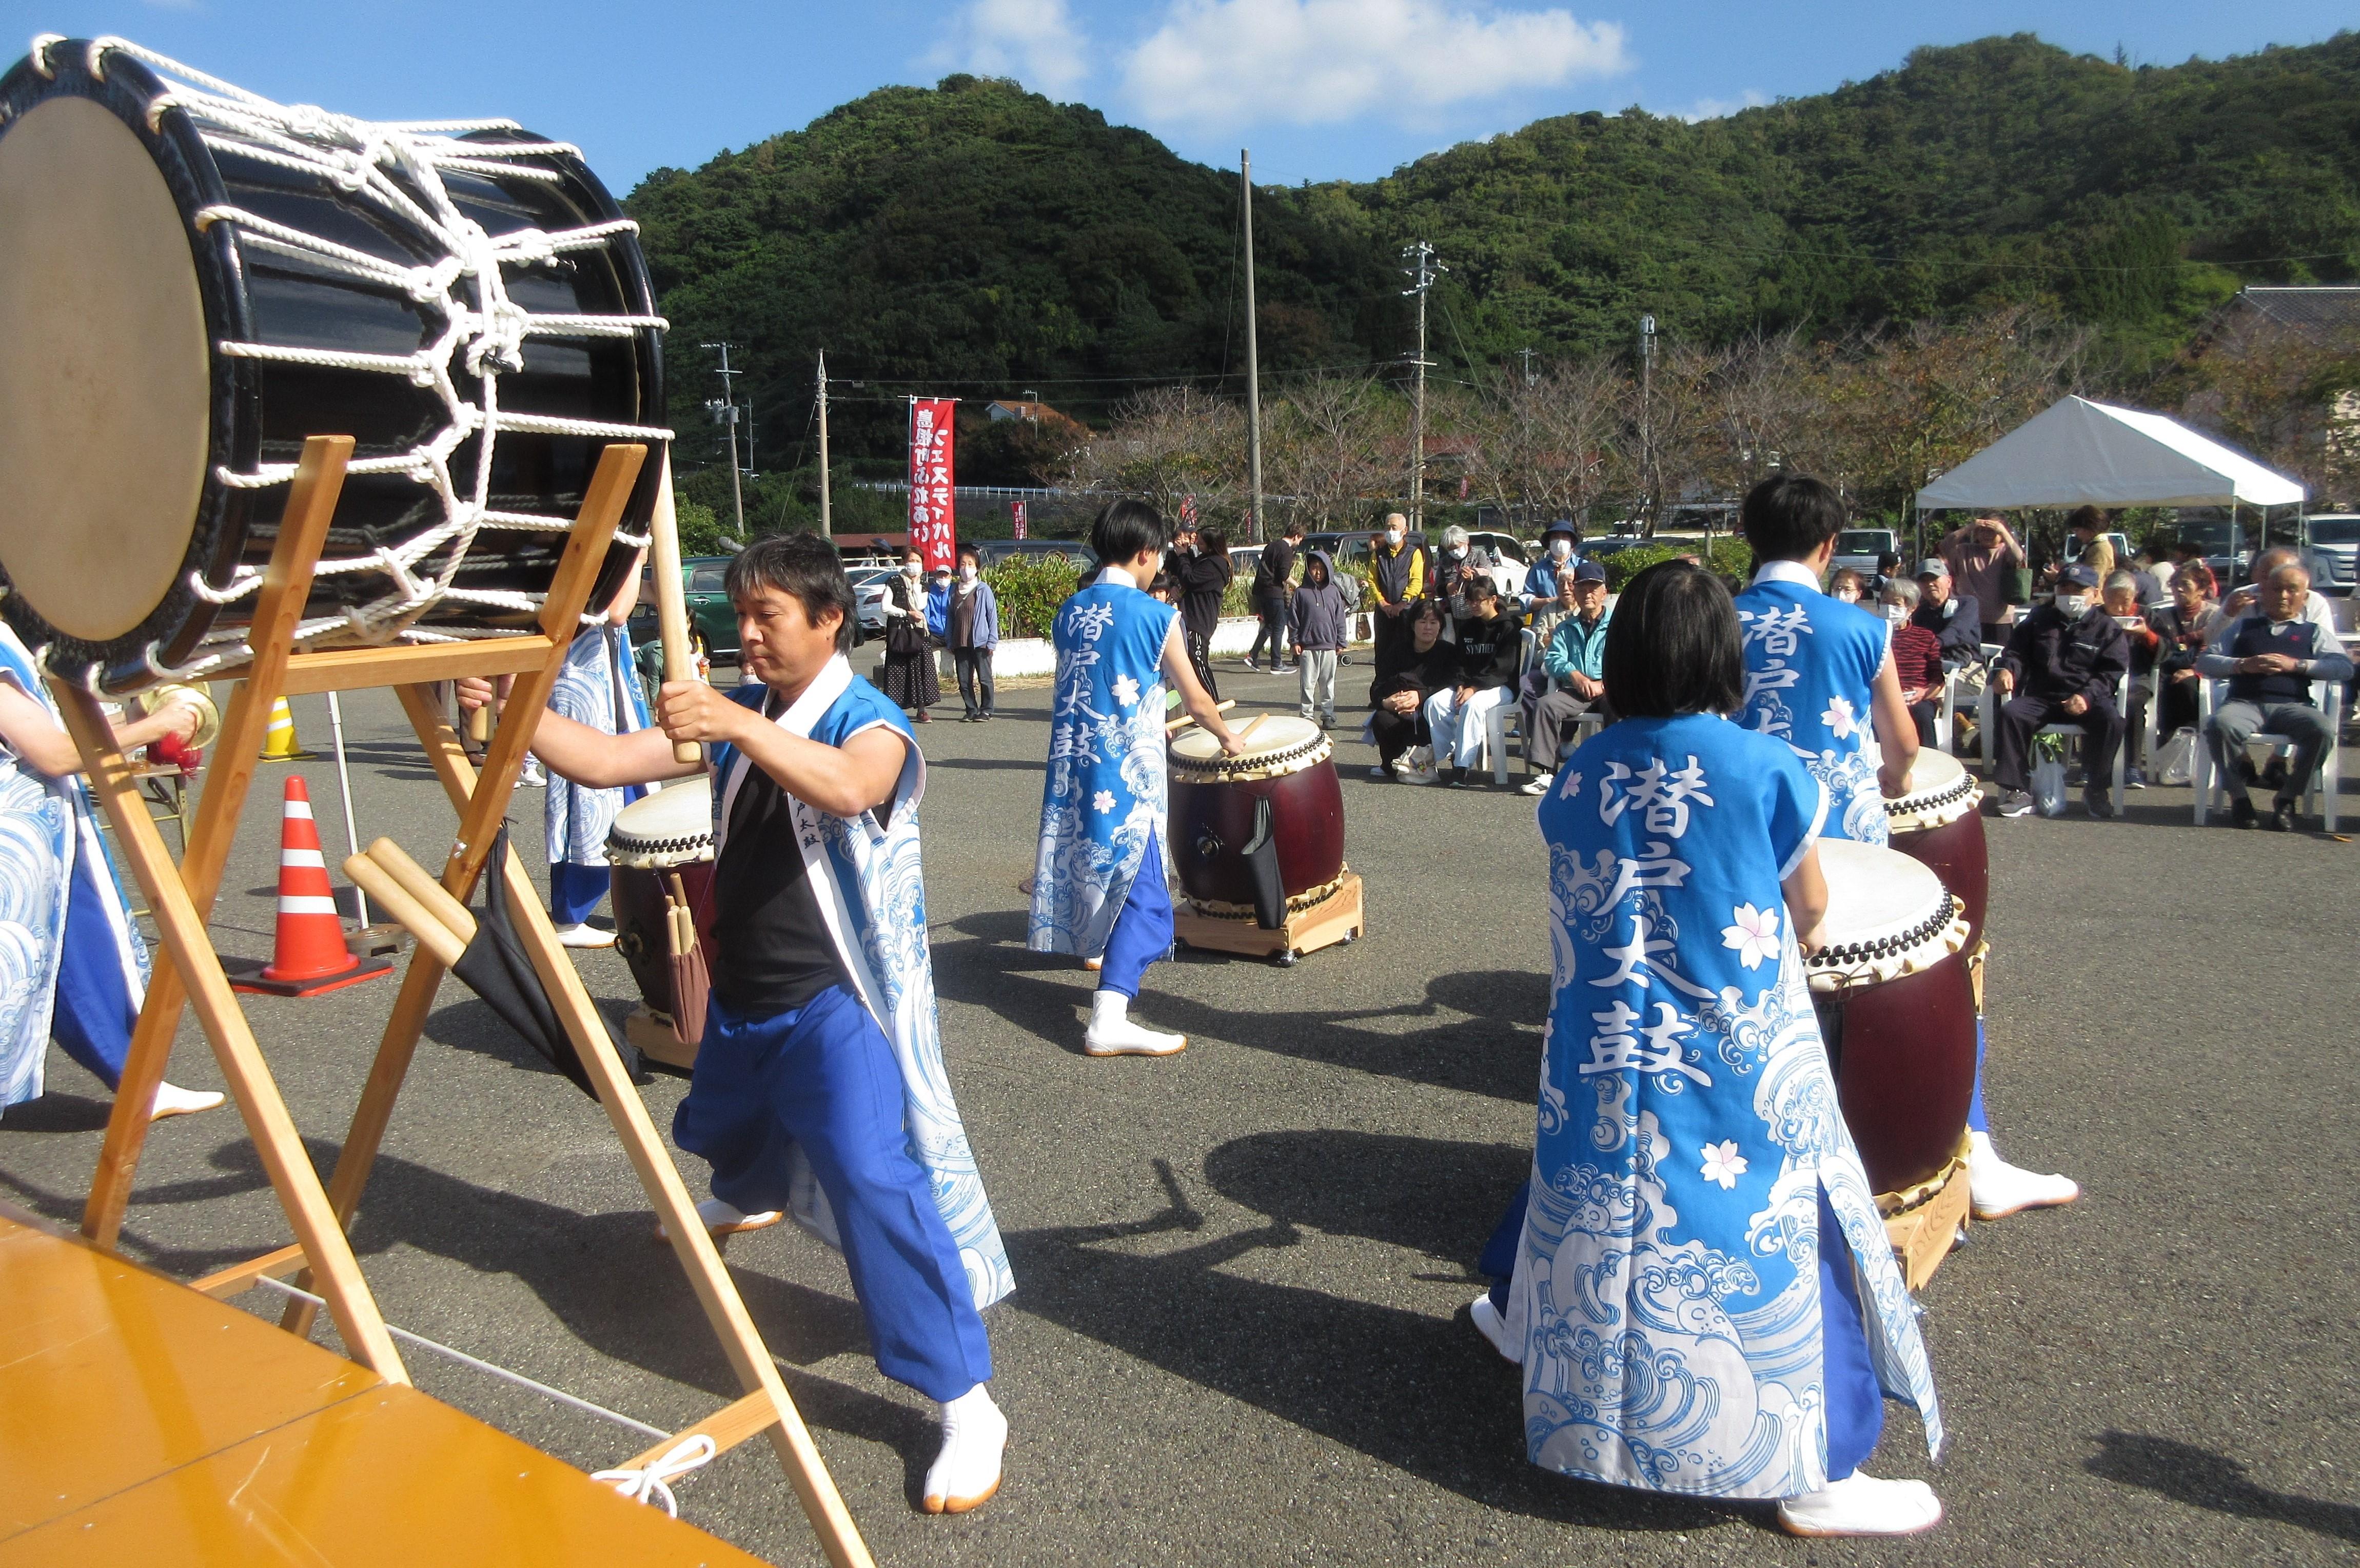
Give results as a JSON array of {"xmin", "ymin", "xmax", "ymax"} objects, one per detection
[
  {"xmin": 1084, "ymin": 989, "xmax": 1185, "ymax": 1057},
  {"xmin": 1777, "ymin": 1471, "xmax": 1943, "ymax": 1537},
  {"xmin": 1966, "ymin": 1129, "xmax": 2079, "ymax": 1220},
  {"xmin": 922, "ymin": 1383, "xmax": 1007, "ymax": 1514}
]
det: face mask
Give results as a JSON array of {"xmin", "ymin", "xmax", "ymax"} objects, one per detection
[
  {"xmin": 902, "ymin": 562, "xmax": 921, "ymax": 578},
  {"xmin": 1883, "ymin": 604, "xmax": 1910, "ymax": 627},
  {"xmin": 1550, "ymin": 540, "xmax": 1571, "ymax": 560},
  {"xmin": 1385, "ymin": 529, "xmax": 1404, "ymax": 547},
  {"xmin": 959, "ymin": 565, "xmax": 977, "ymax": 582},
  {"xmin": 1448, "ymin": 546, "xmax": 1466, "ymax": 560},
  {"xmin": 1834, "ymin": 587, "xmax": 1859, "ymax": 603},
  {"xmin": 2056, "ymin": 595, "xmax": 2087, "ymax": 619}
]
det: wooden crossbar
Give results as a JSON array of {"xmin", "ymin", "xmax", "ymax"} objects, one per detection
[{"xmin": 64, "ymin": 437, "xmax": 873, "ymax": 1568}]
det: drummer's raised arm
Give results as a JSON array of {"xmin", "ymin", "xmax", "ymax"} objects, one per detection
[
  {"xmin": 452, "ymin": 677, "xmax": 700, "ymax": 789},
  {"xmin": 1161, "ymin": 619, "xmax": 1242, "ymax": 755}
]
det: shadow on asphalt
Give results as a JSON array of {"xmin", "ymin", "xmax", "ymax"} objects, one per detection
[
  {"xmin": 2085, "ymin": 1431, "xmax": 2359, "ymax": 1542},
  {"xmin": 1202, "ymin": 1129, "xmax": 1526, "ymax": 1266},
  {"xmin": 1002, "ymin": 1157, "xmax": 1733, "ymax": 1534}
]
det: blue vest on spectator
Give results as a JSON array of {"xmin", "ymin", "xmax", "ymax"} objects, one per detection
[
  {"xmin": 1734, "ymin": 570, "xmax": 1891, "ymax": 845},
  {"xmin": 2227, "ymin": 618, "xmax": 2315, "ymax": 705}
]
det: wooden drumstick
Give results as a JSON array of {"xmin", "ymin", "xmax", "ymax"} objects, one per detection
[
  {"xmin": 649, "ymin": 450, "xmax": 701, "ymax": 766},
  {"xmin": 365, "ymin": 838, "xmax": 477, "ymax": 942},
  {"xmin": 342, "ymin": 853, "xmax": 468, "ymax": 968},
  {"xmin": 1166, "ymin": 698, "xmax": 1236, "ymax": 734},
  {"xmin": 1234, "ymin": 713, "xmax": 1268, "ymax": 746},
  {"xmin": 465, "ymin": 700, "xmax": 493, "ymax": 747}
]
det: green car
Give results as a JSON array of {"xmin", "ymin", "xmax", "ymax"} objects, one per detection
[{"xmin": 625, "ymin": 555, "xmax": 737, "ymax": 696}]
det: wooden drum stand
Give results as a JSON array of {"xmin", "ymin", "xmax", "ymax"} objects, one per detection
[{"xmin": 61, "ymin": 437, "xmax": 873, "ymax": 1567}]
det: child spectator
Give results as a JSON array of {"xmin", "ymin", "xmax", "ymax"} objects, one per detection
[{"xmin": 1288, "ymin": 549, "xmax": 1349, "ymax": 727}]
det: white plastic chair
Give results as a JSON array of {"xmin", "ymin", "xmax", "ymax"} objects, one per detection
[
  {"xmin": 1979, "ymin": 671, "xmax": 2132, "ymax": 813},
  {"xmin": 1476, "ymin": 628, "xmax": 1540, "ymax": 784},
  {"xmin": 2191, "ymin": 679, "xmax": 2339, "ymax": 832}
]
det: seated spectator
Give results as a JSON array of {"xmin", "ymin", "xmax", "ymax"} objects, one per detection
[
  {"xmin": 2137, "ymin": 542, "xmax": 2175, "ymax": 595},
  {"xmin": 1433, "ymin": 524, "xmax": 1494, "ymax": 616},
  {"xmin": 1520, "ymin": 559, "xmax": 1610, "ymax": 797},
  {"xmin": 1149, "ymin": 571, "xmax": 1178, "ymax": 605},
  {"xmin": 1872, "ymin": 551, "xmax": 1904, "ymax": 594},
  {"xmin": 1288, "ymin": 549, "xmax": 1348, "ymax": 728},
  {"xmin": 1912, "ymin": 558, "xmax": 1984, "ymax": 667},
  {"xmin": 1827, "ymin": 566, "xmax": 1866, "ymax": 605},
  {"xmin": 1879, "ymin": 578, "xmax": 1946, "ymax": 748},
  {"xmin": 2150, "ymin": 562, "xmax": 2220, "ymax": 739},
  {"xmin": 1989, "ymin": 564, "xmax": 2130, "ymax": 819},
  {"xmin": 2223, "ymin": 546, "xmax": 2335, "ymax": 631},
  {"xmin": 1366, "ymin": 600, "xmax": 1454, "ymax": 778},
  {"xmin": 2104, "ymin": 571, "xmax": 2159, "ymax": 786},
  {"xmin": 1526, "ymin": 570, "xmax": 1581, "ymax": 645},
  {"xmin": 2197, "ymin": 562, "xmax": 2355, "ymax": 831},
  {"xmin": 1427, "ymin": 577, "xmax": 1524, "ymax": 788},
  {"xmin": 1522, "ymin": 523, "xmax": 1582, "ymax": 605}
]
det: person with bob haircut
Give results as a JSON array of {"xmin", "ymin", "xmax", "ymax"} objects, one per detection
[
  {"xmin": 1030, "ymin": 500, "xmax": 1241, "ymax": 1056},
  {"xmin": 1733, "ymin": 474, "xmax": 1918, "ymax": 845},
  {"xmin": 1476, "ymin": 561, "xmax": 1946, "ymax": 1537},
  {"xmin": 463, "ymin": 530, "xmax": 1015, "ymax": 1517}
]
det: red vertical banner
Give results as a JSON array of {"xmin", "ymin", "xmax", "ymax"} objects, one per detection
[
  {"xmin": 908, "ymin": 399, "xmax": 958, "ymax": 572},
  {"xmin": 1011, "ymin": 500, "xmax": 1028, "ymax": 540}
]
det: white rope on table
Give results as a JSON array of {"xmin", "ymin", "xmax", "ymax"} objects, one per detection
[
  {"xmin": 246, "ymin": 1272, "xmax": 719, "ymax": 1512},
  {"xmin": 25, "ymin": 35, "xmax": 674, "ymax": 686}
]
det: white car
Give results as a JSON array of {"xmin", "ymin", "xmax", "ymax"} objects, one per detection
[
  {"xmin": 1830, "ymin": 527, "xmax": 1897, "ymax": 578},
  {"xmin": 847, "ymin": 566, "xmax": 897, "ymax": 637},
  {"xmin": 2302, "ymin": 514, "xmax": 2360, "ymax": 595}
]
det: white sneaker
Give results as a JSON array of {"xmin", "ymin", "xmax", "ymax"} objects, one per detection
[
  {"xmin": 922, "ymin": 1384, "xmax": 1006, "ymax": 1514},
  {"xmin": 654, "ymin": 1197, "xmax": 783, "ymax": 1242},
  {"xmin": 1468, "ymin": 1291, "xmax": 1517, "ymax": 1363},
  {"xmin": 1519, "ymin": 773, "xmax": 1553, "ymax": 797},
  {"xmin": 1967, "ymin": 1130, "xmax": 2080, "ymax": 1219},
  {"xmin": 520, "ymin": 759, "xmax": 546, "ymax": 787},
  {"xmin": 554, "ymin": 922, "xmax": 615, "ymax": 949},
  {"xmin": 148, "ymin": 1081, "xmax": 225, "ymax": 1120},
  {"xmin": 1777, "ymin": 1471, "xmax": 1943, "ymax": 1537}
]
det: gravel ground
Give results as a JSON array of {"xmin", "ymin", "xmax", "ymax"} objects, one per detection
[{"xmin": 2, "ymin": 664, "xmax": 2352, "ymax": 1567}]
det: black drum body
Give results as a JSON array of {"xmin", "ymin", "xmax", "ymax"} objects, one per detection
[
  {"xmin": 1169, "ymin": 764, "xmax": 1344, "ymax": 907},
  {"xmin": 611, "ymin": 860, "xmax": 715, "ymax": 1021},
  {"xmin": 0, "ymin": 40, "xmax": 661, "ymax": 692}
]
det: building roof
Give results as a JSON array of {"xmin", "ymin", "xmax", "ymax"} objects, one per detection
[{"xmin": 2231, "ymin": 285, "xmax": 2360, "ymax": 342}]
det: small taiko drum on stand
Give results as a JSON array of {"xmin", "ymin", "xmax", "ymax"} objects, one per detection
[
  {"xmin": 0, "ymin": 37, "xmax": 666, "ymax": 694},
  {"xmin": 1168, "ymin": 715, "xmax": 1363, "ymax": 966},
  {"xmin": 606, "ymin": 777, "xmax": 714, "ymax": 1070},
  {"xmin": 1883, "ymin": 748, "xmax": 1989, "ymax": 951},
  {"xmin": 1806, "ymin": 840, "xmax": 1977, "ymax": 1289}
]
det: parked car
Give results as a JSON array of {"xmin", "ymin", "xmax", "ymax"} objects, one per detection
[
  {"xmin": 1830, "ymin": 527, "xmax": 1898, "ymax": 578},
  {"xmin": 2302, "ymin": 514, "xmax": 2360, "ymax": 595},
  {"xmin": 847, "ymin": 565, "xmax": 896, "ymax": 636},
  {"xmin": 972, "ymin": 537, "xmax": 1095, "ymax": 570}
]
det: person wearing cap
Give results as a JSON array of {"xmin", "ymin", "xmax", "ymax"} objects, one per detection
[
  {"xmin": 1519, "ymin": 557, "xmax": 1611, "ymax": 797},
  {"xmin": 1989, "ymin": 563, "xmax": 2130, "ymax": 819},
  {"xmin": 1911, "ymin": 559, "xmax": 1983, "ymax": 667},
  {"xmin": 1521, "ymin": 522, "xmax": 1584, "ymax": 605}
]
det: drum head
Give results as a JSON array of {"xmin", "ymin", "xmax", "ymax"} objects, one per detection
[
  {"xmin": 1807, "ymin": 840, "xmax": 1965, "ymax": 990},
  {"xmin": 607, "ymin": 776, "xmax": 714, "ymax": 866},
  {"xmin": 1885, "ymin": 747, "xmax": 1977, "ymax": 828},
  {"xmin": 1171, "ymin": 714, "xmax": 1330, "ymax": 779},
  {"xmin": 0, "ymin": 94, "xmax": 209, "ymax": 643}
]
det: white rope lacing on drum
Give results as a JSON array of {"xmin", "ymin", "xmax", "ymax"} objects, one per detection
[
  {"xmin": 246, "ymin": 1273, "xmax": 720, "ymax": 1515},
  {"xmin": 61, "ymin": 36, "xmax": 673, "ymax": 682}
]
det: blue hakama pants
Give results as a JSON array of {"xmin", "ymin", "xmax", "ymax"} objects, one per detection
[{"xmin": 1095, "ymin": 830, "xmax": 1172, "ymax": 999}]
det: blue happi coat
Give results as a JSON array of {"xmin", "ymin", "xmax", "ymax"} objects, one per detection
[
  {"xmin": 1515, "ymin": 713, "xmax": 1940, "ymax": 1497},
  {"xmin": 1734, "ymin": 565, "xmax": 1891, "ymax": 845},
  {"xmin": 0, "ymin": 628, "xmax": 150, "ymax": 1112},
  {"xmin": 707, "ymin": 655, "xmax": 1013, "ymax": 1309},
  {"xmin": 546, "ymin": 623, "xmax": 651, "ymax": 867},
  {"xmin": 1029, "ymin": 574, "xmax": 1176, "ymax": 959}
]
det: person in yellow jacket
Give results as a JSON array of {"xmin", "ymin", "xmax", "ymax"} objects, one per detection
[{"xmin": 1367, "ymin": 512, "xmax": 1429, "ymax": 667}]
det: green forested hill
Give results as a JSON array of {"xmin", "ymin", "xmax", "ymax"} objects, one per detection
[{"xmin": 628, "ymin": 31, "xmax": 2360, "ymax": 466}]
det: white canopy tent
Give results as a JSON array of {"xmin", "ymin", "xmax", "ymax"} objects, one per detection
[{"xmin": 1916, "ymin": 396, "xmax": 2306, "ymax": 511}]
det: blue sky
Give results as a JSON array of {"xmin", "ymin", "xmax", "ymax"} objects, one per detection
[{"xmin": 22, "ymin": 2, "xmax": 2354, "ymax": 192}]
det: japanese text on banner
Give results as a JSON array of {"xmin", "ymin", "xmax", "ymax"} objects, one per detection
[{"xmin": 908, "ymin": 398, "xmax": 958, "ymax": 572}]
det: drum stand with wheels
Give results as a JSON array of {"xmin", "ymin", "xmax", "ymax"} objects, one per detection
[
  {"xmin": 60, "ymin": 437, "xmax": 874, "ymax": 1568},
  {"xmin": 1172, "ymin": 870, "xmax": 1366, "ymax": 967}
]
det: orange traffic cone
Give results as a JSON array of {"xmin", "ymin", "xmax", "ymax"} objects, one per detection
[{"xmin": 231, "ymin": 777, "xmax": 391, "ymax": 997}]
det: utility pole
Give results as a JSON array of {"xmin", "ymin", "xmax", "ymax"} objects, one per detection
[
  {"xmin": 815, "ymin": 349, "xmax": 833, "ymax": 538},
  {"xmin": 1638, "ymin": 314, "xmax": 1657, "ymax": 535},
  {"xmin": 1242, "ymin": 149, "xmax": 1265, "ymax": 544},
  {"xmin": 1400, "ymin": 240, "xmax": 1444, "ymax": 531},
  {"xmin": 701, "ymin": 340, "xmax": 745, "ymax": 539},
  {"xmin": 1519, "ymin": 346, "xmax": 1537, "ymax": 387}
]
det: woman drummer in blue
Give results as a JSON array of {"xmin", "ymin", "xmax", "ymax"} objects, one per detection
[{"xmin": 1503, "ymin": 562, "xmax": 1946, "ymax": 1537}]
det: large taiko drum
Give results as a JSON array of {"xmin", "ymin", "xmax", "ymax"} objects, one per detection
[
  {"xmin": 606, "ymin": 778, "xmax": 715, "ymax": 1026},
  {"xmin": 1883, "ymin": 748, "xmax": 1989, "ymax": 949},
  {"xmin": 1168, "ymin": 715, "xmax": 1345, "ymax": 910},
  {"xmin": 0, "ymin": 37, "xmax": 665, "ymax": 693},
  {"xmin": 1806, "ymin": 841, "xmax": 1977, "ymax": 1197}
]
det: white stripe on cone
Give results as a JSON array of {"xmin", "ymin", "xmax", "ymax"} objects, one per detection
[
  {"xmin": 277, "ymin": 896, "xmax": 341, "ymax": 916},
  {"xmin": 281, "ymin": 848, "xmax": 326, "ymax": 868},
  {"xmin": 284, "ymin": 800, "xmax": 314, "ymax": 819}
]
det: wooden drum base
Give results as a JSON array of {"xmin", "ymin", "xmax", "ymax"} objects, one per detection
[
  {"xmin": 1877, "ymin": 1133, "xmax": 1972, "ymax": 1291},
  {"xmin": 1172, "ymin": 872, "xmax": 1364, "ymax": 968}
]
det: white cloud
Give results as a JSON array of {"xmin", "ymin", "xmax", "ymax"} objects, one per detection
[
  {"xmin": 1120, "ymin": 0, "xmax": 1629, "ymax": 130},
  {"xmin": 926, "ymin": 0, "xmax": 1092, "ymax": 96},
  {"xmin": 1677, "ymin": 88, "xmax": 1767, "ymax": 123}
]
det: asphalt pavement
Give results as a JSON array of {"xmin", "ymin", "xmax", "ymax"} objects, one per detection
[{"xmin": 1, "ymin": 661, "xmax": 2353, "ymax": 1567}]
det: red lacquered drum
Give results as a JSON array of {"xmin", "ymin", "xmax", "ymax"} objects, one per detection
[
  {"xmin": 1883, "ymin": 748, "xmax": 1989, "ymax": 949},
  {"xmin": 1168, "ymin": 715, "xmax": 1344, "ymax": 908},
  {"xmin": 606, "ymin": 778, "xmax": 715, "ymax": 1024},
  {"xmin": 1806, "ymin": 841, "xmax": 1976, "ymax": 1197}
]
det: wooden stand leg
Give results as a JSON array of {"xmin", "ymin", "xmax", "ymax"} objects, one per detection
[{"xmin": 81, "ymin": 436, "xmax": 353, "ymax": 1247}]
